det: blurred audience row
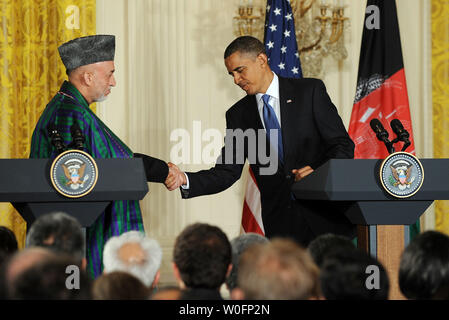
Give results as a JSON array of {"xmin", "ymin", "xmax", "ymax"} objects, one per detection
[{"xmin": 1, "ymin": 212, "xmax": 449, "ymax": 300}]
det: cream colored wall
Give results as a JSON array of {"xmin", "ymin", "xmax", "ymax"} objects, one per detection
[{"xmin": 96, "ymin": 0, "xmax": 433, "ymax": 285}]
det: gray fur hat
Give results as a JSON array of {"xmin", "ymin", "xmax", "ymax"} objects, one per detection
[{"xmin": 58, "ymin": 35, "xmax": 115, "ymax": 71}]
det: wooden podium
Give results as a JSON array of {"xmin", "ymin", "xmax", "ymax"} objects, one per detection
[{"xmin": 292, "ymin": 159, "xmax": 445, "ymax": 299}]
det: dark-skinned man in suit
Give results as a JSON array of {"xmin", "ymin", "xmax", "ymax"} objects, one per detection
[{"xmin": 166, "ymin": 36, "xmax": 355, "ymax": 246}]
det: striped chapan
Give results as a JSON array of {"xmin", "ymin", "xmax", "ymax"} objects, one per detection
[{"xmin": 29, "ymin": 81, "xmax": 144, "ymax": 278}]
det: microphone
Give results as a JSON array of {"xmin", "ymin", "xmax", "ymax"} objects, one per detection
[
  {"xmin": 47, "ymin": 124, "xmax": 66, "ymax": 155},
  {"xmin": 369, "ymin": 119, "xmax": 395, "ymax": 154},
  {"xmin": 390, "ymin": 119, "xmax": 411, "ymax": 151},
  {"xmin": 70, "ymin": 122, "xmax": 85, "ymax": 151}
]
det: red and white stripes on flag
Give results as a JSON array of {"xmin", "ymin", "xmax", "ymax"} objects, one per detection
[{"xmin": 241, "ymin": 167, "xmax": 265, "ymax": 235}]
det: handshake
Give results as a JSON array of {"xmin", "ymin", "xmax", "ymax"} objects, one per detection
[
  {"xmin": 164, "ymin": 162, "xmax": 187, "ymax": 191},
  {"xmin": 133, "ymin": 153, "xmax": 186, "ymax": 191}
]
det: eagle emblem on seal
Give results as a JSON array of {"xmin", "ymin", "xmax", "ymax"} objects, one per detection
[
  {"xmin": 389, "ymin": 160, "xmax": 415, "ymax": 191},
  {"xmin": 62, "ymin": 159, "xmax": 89, "ymax": 190}
]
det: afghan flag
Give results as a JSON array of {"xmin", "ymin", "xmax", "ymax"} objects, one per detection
[
  {"xmin": 348, "ymin": 0, "xmax": 419, "ymax": 236},
  {"xmin": 348, "ymin": 0, "xmax": 415, "ymax": 158}
]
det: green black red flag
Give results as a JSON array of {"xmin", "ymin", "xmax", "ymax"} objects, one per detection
[{"xmin": 348, "ymin": 0, "xmax": 415, "ymax": 158}]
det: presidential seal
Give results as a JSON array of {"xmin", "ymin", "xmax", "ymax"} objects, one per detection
[
  {"xmin": 50, "ymin": 150, "xmax": 98, "ymax": 198},
  {"xmin": 379, "ymin": 152, "xmax": 424, "ymax": 198}
]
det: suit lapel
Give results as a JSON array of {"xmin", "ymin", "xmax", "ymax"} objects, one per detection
[
  {"xmin": 279, "ymin": 77, "xmax": 297, "ymax": 170},
  {"xmin": 248, "ymin": 95, "xmax": 263, "ymax": 130}
]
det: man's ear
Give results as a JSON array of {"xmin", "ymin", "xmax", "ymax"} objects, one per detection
[
  {"xmin": 230, "ymin": 288, "xmax": 245, "ymax": 300},
  {"xmin": 83, "ymin": 71, "xmax": 94, "ymax": 86},
  {"xmin": 152, "ymin": 270, "xmax": 161, "ymax": 288},
  {"xmin": 81, "ymin": 258, "xmax": 87, "ymax": 271},
  {"xmin": 257, "ymin": 52, "xmax": 269, "ymax": 67},
  {"xmin": 226, "ymin": 264, "xmax": 233, "ymax": 278},
  {"xmin": 172, "ymin": 262, "xmax": 186, "ymax": 289}
]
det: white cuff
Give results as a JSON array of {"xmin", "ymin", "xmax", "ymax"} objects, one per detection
[{"xmin": 181, "ymin": 172, "xmax": 190, "ymax": 189}]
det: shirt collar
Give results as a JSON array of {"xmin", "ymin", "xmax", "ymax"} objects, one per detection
[{"xmin": 256, "ymin": 72, "xmax": 279, "ymax": 103}]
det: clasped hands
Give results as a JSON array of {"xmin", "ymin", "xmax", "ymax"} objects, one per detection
[
  {"xmin": 163, "ymin": 163, "xmax": 314, "ymax": 191},
  {"xmin": 164, "ymin": 162, "xmax": 186, "ymax": 191}
]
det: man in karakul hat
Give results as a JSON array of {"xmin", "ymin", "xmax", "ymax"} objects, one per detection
[{"xmin": 30, "ymin": 35, "xmax": 169, "ymax": 278}]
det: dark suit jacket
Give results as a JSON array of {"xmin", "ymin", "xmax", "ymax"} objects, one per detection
[{"xmin": 181, "ymin": 77, "xmax": 356, "ymax": 245}]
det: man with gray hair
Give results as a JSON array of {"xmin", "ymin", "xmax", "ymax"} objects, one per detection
[
  {"xmin": 26, "ymin": 212, "xmax": 86, "ymax": 269},
  {"xmin": 225, "ymin": 233, "xmax": 269, "ymax": 292},
  {"xmin": 102, "ymin": 231, "xmax": 162, "ymax": 288},
  {"xmin": 29, "ymin": 34, "xmax": 170, "ymax": 278}
]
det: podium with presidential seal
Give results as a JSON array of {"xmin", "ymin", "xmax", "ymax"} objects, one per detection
[
  {"xmin": 0, "ymin": 153, "xmax": 148, "ymax": 227},
  {"xmin": 291, "ymin": 154, "xmax": 449, "ymax": 299}
]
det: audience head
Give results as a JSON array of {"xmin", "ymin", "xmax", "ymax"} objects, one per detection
[
  {"xmin": 5, "ymin": 247, "xmax": 55, "ymax": 287},
  {"xmin": 226, "ymin": 233, "xmax": 269, "ymax": 291},
  {"xmin": 307, "ymin": 233, "xmax": 355, "ymax": 268},
  {"xmin": 0, "ymin": 226, "xmax": 18, "ymax": 265},
  {"xmin": 232, "ymin": 238, "xmax": 321, "ymax": 300},
  {"xmin": 103, "ymin": 231, "xmax": 162, "ymax": 288},
  {"xmin": 92, "ymin": 271, "xmax": 150, "ymax": 300},
  {"xmin": 26, "ymin": 212, "xmax": 86, "ymax": 268},
  {"xmin": 173, "ymin": 223, "xmax": 232, "ymax": 291},
  {"xmin": 399, "ymin": 230, "xmax": 449, "ymax": 300},
  {"xmin": 319, "ymin": 248, "xmax": 389, "ymax": 300},
  {"xmin": 9, "ymin": 254, "xmax": 91, "ymax": 300}
]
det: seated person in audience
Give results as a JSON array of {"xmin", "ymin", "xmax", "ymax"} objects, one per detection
[
  {"xmin": 9, "ymin": 254, "xmax": 91, "ymax": 300},
  {"xmin": 231, "ymin": 238, "xmax": 321, "ymax": 300},
  {"xmin": 307, "ymin": 233, "xmax": 355, "ymax": 268},
  {"xmin": 319, "ymin": 248, "xmax": 389, "ymax": 300},
  {"xmin": 172, "ymin": 223, "xmax": 232, "ymax": 300},
  {"xmin": 399, "ymin": 230, "xmax": 449, "ymax": 300},
  {"xmin": 225, "ymin": 233, "xmax": 269, "ymax": 293},
  {"xmin": 102, "ymin": 231, "xmax": 162, "ymax": 290},
  {"xmin": 1, "ymin": 247, "xmax": 55, "ymax": 299},
  {"xmin": 92, "ymin": 271, "xmax": 150, "ymax": 300},
  {"xmin": 0, "ymin": 226, "xmax": 18, "ymax": 266},
  {"xmin": 26, "ymin": 211, "xmax": 86, "ymax": 269}
]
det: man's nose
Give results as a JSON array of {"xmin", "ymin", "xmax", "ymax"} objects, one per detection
[
  {"xmin": 110, "ymin": 74, "xmax": 117, "ymax": 87},
  {"xmin": 233, "ymin": 73, "xmax": 241, "ymax": 85}
]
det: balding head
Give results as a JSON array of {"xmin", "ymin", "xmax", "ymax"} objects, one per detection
[
  {"xmin": 7, "ymin": 247, "xmax": 54, "ymax": 283},
  {"xmin": 103, "ymin": 231, "xmax": 162, "ymax": 287}
]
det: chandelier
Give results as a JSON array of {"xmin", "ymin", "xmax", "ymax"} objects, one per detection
[{"xmin": 233, "ymin": 0, "xmax": 349, "ymax": 77}]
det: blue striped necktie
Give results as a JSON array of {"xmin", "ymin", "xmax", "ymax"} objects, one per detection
[{"xmin": 262, "ymin": 94, "xmax": 284, "ymax": 164}]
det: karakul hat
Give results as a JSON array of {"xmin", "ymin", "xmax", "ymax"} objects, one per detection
[{"xmin": 58, "ymin": 34, "xmax": 115, "ymax": 71}]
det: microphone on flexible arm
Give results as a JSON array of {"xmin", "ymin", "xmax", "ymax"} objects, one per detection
[
  {"xmin": 69, "ymin": 121, "xmax": 86, "ymax": 151},
  {"xmin": 369, "ymin": 118, "xmax": 395, "ymax": 154},
  {"xmin": 47, "ymin": 123, "xmax": 67, "ymax": 155},
  {"xmin": 390, "ymin": 119, "xmax": 411, "ymax": 152}
]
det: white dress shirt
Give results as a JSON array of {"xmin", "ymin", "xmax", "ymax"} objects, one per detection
[{"xmin": 255, "ymin": 72, "xmax": 281, "ymax": 129}]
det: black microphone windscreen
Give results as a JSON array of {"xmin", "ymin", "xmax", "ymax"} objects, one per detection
[{"xmin": 390, "ymin": 119, "xmax": 404, "ymax": 133}]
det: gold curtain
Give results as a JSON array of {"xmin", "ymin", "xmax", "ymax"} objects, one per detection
[
  {"xmin": 0, "ymin": 0, "xmax": 95, "ymax": 248},
  {"xmin": 432, "ymin": 0, "xmax": 449, "ymax": 235}
]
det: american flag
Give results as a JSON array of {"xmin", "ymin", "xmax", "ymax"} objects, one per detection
[
  {"xmin": 264, "ymin": 0, "xmax": 302, "ymax": 78},
  {"xmin": 241, "ymin": 0, "xmax": 302, "ymax": 236}
]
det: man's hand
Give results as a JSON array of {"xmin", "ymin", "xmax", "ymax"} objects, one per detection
[
  {"xmin": 164, "ymin": 162, "xmax": 187, "ymax": 191},
  {"xmin": 291, "ymin": 166, "xmax": 314, "ymax": 182}
]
